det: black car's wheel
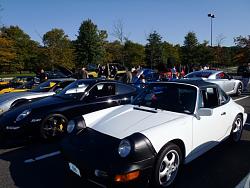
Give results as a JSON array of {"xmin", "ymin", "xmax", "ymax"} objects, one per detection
[
  {"xmin": 40, "ymin": 114, "xmax": 68, "ymax": 140},
  {"xmin": 230, "ymin": 114, "xmax": 243, "ymax": 142},
  {"xmin": 152, "ymin": 143, "xmax": 182, "ymax": 188},
  {"xmin": 236, "ymin": 83, "xmax": 243, "ymax": 96}
]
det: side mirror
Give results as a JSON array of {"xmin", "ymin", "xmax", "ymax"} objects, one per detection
[{"xmin": 197, "ymin": 108, "xmax": 213, "ymax": 117}]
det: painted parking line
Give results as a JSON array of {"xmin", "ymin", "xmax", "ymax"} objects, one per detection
[
  {"xmin": 24, "ymin": 150, "xmax": 61, "ymax": 163},
  {"xmin": 234, "ymin": 96, "xmax": 250, "ymax": 102}
]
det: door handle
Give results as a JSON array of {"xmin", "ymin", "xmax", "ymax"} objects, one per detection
[{"xmin": 221, "ymin": 112, "xmax": 226, "ymax": 115}]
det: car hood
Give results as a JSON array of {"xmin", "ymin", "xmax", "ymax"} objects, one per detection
[
  {"xmin": 84, "ymin": 104, "xmax": 188, "ymax": 139},
  {"xmin": 0, "ymin": 91, "xmax": 53, "ymax": 103}
]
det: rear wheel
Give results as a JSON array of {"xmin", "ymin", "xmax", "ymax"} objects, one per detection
[
  {"xmin": 152, "ymin": 143, "xmax": 182, "ymax": 187},
  {"xmin": 40, "ymin": 114, "xmax": 68, "ymax": 140},
  {"xmin": 230, "ymin": 114, "xmax": 243, "ymax": 142}
]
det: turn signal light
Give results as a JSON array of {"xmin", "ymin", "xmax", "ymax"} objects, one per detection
[{"xmin": 114, "ymin": 170, "xmax": 140, "ymax": 182}]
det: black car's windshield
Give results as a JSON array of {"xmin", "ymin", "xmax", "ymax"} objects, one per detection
[
  {"xmin": 133, "ymin": 83, "xmax": 197, "ymax": 114},
  {"xmin": 56, "ymin": 80, "xmax": 91, "ymax": 99}
]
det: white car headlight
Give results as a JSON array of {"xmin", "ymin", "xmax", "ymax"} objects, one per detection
[
  {"xmin": 16, "ymin": 109, "xmax": 31, "ymax": 122},
  {"xmin": 67, "ymin": 120, "xmax": 76, "ymax": 133},
  {"xmin": 118, "ymin": 139, "xmax": 131, "ymax": 158}
]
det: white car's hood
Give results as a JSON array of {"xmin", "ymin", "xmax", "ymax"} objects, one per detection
[{"xmin": 84, "ymin": 105, "xmax": 188, "ymax": 139}]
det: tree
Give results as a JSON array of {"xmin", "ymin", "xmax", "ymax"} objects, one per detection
[
  {"xmin": 181, "ymin": 32, "xmax": 199, "ymax": 66},
  {"xmin": 43, "ymin": 28, "xmax": 75, "ymax": 70},
  {"xmin": 1, "ymin": 26, "xmax": 39, "ymax": 73},
  {"xmin": 145, "ymin": 31, "xmax": 163, "ymax": 68},
  {"xmin": 104, "ymin": 40, "xmax": 123, "ymax": 64},
  {"xmin": 0, "ymin": 33, "xmax": 16, "ymax": 72},
  {"xmin": 75, "ymin": 19, "xmax": 107, "ymax": 67},
  {"xmin": 124, "ymin": 40, "xmax": 145, "ymax": 68},
  {"xmin": 162, "ymin": 42, "xmax": 181, "ymax": 67},
  {"xmin": 234, "ymin": 35, "xmax": 250, "ymax": 65}
]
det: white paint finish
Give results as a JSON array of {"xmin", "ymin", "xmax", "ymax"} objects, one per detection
[
  {"xmin": 24, "ymin": 151, "xmax": 61, "ymax": 163},
  {"xmin": 85, "ymin": 105, "xmax": 187, "ymax": 139}
]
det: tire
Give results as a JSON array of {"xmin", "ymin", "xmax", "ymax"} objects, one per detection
[
  {"xmin": 230, "ymin": 114, "xmax": 243, "ymax": 143},
  {"xmin": 236, "ymin": 83, "xmax": 243, "ymax": 96},
  {"xmin": 152, "ymin": 143, "xmax": 182, "ymax": 188},
  {"xmin": 40, "ymin": 114, "xmax": 68, "ymax": 140}
]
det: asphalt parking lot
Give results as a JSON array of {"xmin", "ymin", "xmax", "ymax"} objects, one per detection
[{"xmin": 0, "ymin": 93, "xmax": 250, "ymax": 188}]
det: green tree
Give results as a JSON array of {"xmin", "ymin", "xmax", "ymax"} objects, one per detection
[
  {"xmin": 234, "ymin": 35, "xmax": 250, "ymax": 64},
  {"xmin": 1, "ymin": 26, "xmax": 39, "ymax": 73},
  {"xmin": 181, "ymin": 32, "xmax": 199, "ymax": 66},
  {"xmin": 75, "ymin": 19, "xmax": 107, "ymax": 67},
  {"xmin": 104, "ymin": 40, "xmax": 123, "ymax": 64},
  {"xmin": 145, "ymin": 31, "xmax": 163, "ymax": 68},
  {"xmin": 124, "ymin": 40, "xmax": 145, "ymax": 68},
  {"xmin": 162, "ymin": 42, "xmax": 181, "ymax": 67},
  {"xmin": 43, "ymin": 28, "xmax": 75, "ymax": 69},
  {"xmin": 196, "ymin": 41, "xmax": 214, "ymax": 67}
]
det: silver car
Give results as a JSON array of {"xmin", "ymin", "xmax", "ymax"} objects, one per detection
[
  {"xmin": 184, "ymin": 70, "xmax": 243, "ymax": 96},
  {"xmin": 0, "ymin": 78, "xmax": 75, "ymax": 115}
]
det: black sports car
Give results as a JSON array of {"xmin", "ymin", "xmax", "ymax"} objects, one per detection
[{"xmin": 0, "ymin": 79, "xmax": 138, "ymax": 140}]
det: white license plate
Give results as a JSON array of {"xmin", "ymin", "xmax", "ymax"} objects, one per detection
[{"xmin": 69, "ymin": 162, "xmax": 81, "ymax": 177}]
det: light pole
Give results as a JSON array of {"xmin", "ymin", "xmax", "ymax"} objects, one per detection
[{"xmin": 208, "ymin": 13, "xmax": 215, "ymax": 46}]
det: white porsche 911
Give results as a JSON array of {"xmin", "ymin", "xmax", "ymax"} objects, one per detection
[
  {"xmin": 61, "ymin": 80, "xmax": 247, "ymax": 188},
  {"xmin": 184, "ymin": 70, "xmax": 243, "ymax": 96}
]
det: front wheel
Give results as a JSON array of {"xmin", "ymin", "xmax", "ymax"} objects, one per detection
[
  {"xmin": 230, "ymin": 114, "xmax": 243, "ymax": 142},
  {"xmin": 152, "ymin": 143, "xmax": 182, "ymax": 187},
  {"xmin": 40, "ymin": 114, "xmax": 68, "ymax": 140}
]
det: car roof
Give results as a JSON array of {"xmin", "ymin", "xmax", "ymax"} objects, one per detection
[
  {"xmin": 150, "ymin": 79, "xmax": 218, "ymax": 89},
  {"xmin": 47, "ymin": 78, "xmax": 76, "ymax": 82}
]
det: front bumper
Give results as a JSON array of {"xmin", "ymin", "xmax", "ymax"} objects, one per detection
[
  {"xmin": 60, "ymin": 128, "xmax": 156, "ymax": 187},
  {"xmin": 0, "ymin": 118, "xmax": 41, "ymax": 138}
]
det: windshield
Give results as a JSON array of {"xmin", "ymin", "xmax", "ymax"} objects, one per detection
[
  {"xmin": 56, "ymin": 80, "xmax": 90, "ymax": 99},
  {"xmin": 30, "ymin": 80, "xmax": 59, "ymax": 92},
  {"xmin": 133, "ymin": 83, "xmax": 197, "ymax": 114}
]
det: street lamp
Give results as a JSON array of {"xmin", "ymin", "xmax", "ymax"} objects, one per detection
[{"xmin": 208, "ymin": 13, "xmax": 215, "ymax": 46}]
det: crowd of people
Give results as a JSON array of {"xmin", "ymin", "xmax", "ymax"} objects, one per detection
[{"xmin": 36, "ymin": 62, "xmax": 250, "ymax": 91}]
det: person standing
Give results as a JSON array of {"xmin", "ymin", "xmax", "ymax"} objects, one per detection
[
  {"xmin": 241, "ymin": 63, "xmax": 250, "ymax": 92},
  {"xmin": 37, "ymin": 68, "xmax": 48, "ymax": 83},
  {"xmin": 80, "ymin": 67, "xmax": 89, "ymax": 79}
]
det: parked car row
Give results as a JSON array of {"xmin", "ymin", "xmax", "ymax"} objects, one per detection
[{"xmin": 0, "ymin": 69, "xmax": 247, "ymax": 187}]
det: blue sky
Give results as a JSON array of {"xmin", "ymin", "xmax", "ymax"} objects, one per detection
[{"xmin": 1, "ymin": 0, "xmax": 249, "ymax": 46}]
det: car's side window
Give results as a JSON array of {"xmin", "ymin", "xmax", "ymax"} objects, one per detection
[
  {"xmin": 89, "ymin": 83, "xmax": 116, "ymax": 98},
  {"xmin": 116, "ymin": 83, "xmax": 136, "ymax": 95},
  {"xmin": 199, "ymin": 87, "xmax": 219, "ymax": 108},
  {"xmin": 219, "ymin": 88, "xmax": 230, "ymax": 105}
]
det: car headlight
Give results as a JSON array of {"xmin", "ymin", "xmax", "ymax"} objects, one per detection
[
  {"xmin": 67, "ymin": 120, "xmax": 76, "ymax": 133},
  {"xmin": 118, "ymin": 139, "xmax": 131, "ymax": 158},
  {"xmin": 67, "ymin": 116, "xmax": 86, "ymax": 134},
  {"xmin": 16, "ymin": 109, "xmax": 31, "ymax": 122}
]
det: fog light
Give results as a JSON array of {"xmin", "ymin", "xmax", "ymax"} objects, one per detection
[
  {"xmin": 94, "ymin": 169, "xmax": 108, "ymax": 177},
  {"xmin": 114, "ymin": 170, "xmax": 140, "ymax": 182}
]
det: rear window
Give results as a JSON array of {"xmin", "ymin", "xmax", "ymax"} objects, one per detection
[{"xmin": 185, "ymin": 71, "xmax": 212, "ymax": 78}]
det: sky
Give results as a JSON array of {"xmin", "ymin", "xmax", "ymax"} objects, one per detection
[{"xmin": 0, "ymin": 0, "xmax": 249, "ymax": 47}]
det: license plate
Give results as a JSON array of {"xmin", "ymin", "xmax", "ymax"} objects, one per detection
[{"xmin": 69, "ymin": 162, "xmax": 81, "ymax": 177}]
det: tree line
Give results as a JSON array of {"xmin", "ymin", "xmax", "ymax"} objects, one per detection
[{"xmin": 0, "ymin": 19, "xmax": 249, "ymax": 74}]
